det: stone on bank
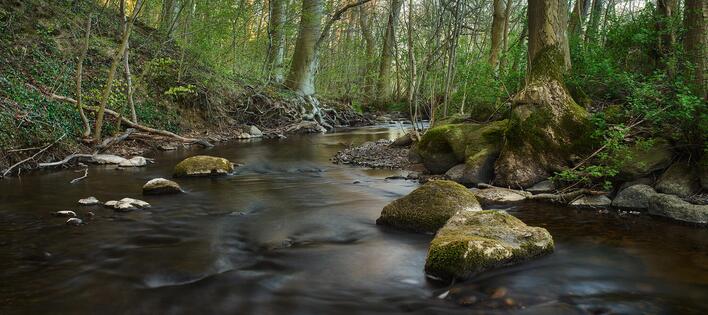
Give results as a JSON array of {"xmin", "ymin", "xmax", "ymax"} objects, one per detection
[{"xmin": 425, "ymin": 210, "xmax": 554, "ymax": 280}]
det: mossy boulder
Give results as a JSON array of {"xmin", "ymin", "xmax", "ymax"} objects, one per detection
[
  {"xmin": 655, "ymin": 162, "xmax": 701, "ymax": 198},
  {"xmin": 649, "ymin": 194, "xmax": 708, "ymax": 224},
  {"xmin": 619, "ymin": 139, "xmax": 673, "ymax": 180},
  {"xmin": 415, "ymin": 121, "xmax": 506, "ymax": 174},
  {"xmin": 376, "ymin": 180, "xmax": 481, "ymax": 233},
  {"xmin": 425, "ymin": 210, "xmax": 554, "ymax": 280},
  {"xmin": 173, "ymin": 155, "xmax": 234, "ymax": 177}
]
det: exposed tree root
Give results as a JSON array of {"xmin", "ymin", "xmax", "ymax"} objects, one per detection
[{"xmin": 1, "ymin": 133, "xmax": 66, "ymax": 177}]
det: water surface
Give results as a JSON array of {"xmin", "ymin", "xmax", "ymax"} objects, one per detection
[{"xmin": 1, "ymin": 125, "xmax": 707, "ymax": 314}]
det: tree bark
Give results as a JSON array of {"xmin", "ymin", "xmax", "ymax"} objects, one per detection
[
  {"xmin": 358, "ymin": 3, "xmax": 376, "ymax": 103},
  {"xmin": 683, "ymin": 0, "xmax": 707, "ymax": 100},
  {"xmin": 569, "ymin": 0, "xmax": 591, "ymax": 36},
  {"xmin": 489, "ymin": 0, "xmax": 506, "ymax": 70},
  {"xmin": 585, "ymin": 0, "xmax": 603, "ymax": 43},
  {"xmin": 76, "ymin": 13, "xmax": 92, "ymax": 138},
  {"xmin": 267, "ymin": 0, "xmax": 287, "ymax": 83},
  {"xmin": 285, "ymin": 0, "xmax": 323, "ymax": 96},
  {"xmin": 375, "ymin": 0, "xmax": 404, "ymax": 106}
]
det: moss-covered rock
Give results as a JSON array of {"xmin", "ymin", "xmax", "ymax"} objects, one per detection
[
  {"xmin": 415, "ymin": 121, "xmax": 506, "ymax": 174},
  {"xmin": 655, "ymin": 162, "xmax": 701, "ymax": 198},
  {"xmin": 376, "ymin": 180, "xmax": 481, "ymax": 233},
  {"xmin": 619, "ymin": 139, "xmax": 673, "ymax": 179},
  {"xmin": 425, "ymin": 210, "xmax": 554, "ymax": 280},
  {"xmin": 173, "ymin": 155, "xmax": 234, "ymax": 177}
]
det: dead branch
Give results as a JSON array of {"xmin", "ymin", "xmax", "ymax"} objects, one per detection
[
  {"xmin": 27, "ymin": 84, "xmax": 213, "ymax": 147},
  {"xmin": 37, "ymin": 154, "xmax": 94, "ymax": 168},
  {"xmin": 70, "ymin": 168, "xmax": 89, "ymax": 184},
  {"xmin": 95, "ymin": 128, "xmax": 135, "ymax": 153},
  {"xmin": 1, "ymin": 133, "xmax": 66, "ymax": 178}
]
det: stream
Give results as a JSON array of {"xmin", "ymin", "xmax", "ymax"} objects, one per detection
[{"xmin": 1, "ymin": 125, "xmax": 708, "ymax": 314}]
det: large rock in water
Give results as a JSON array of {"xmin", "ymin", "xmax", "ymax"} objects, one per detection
[
  {"xmin": 655, "ymin": 162, "xmax": 701, "ymax": 198},
  {"xmin": 376, "ymin": 180, "xmax": 481, "ymax": 233},
  {"xmin": 173, "ymin": 155, "xmax": 234, "ymax": 177},
  {"xmin": 415, "ymin": 121, "xmax": 505, "ymax": 175},
  {"xmin": 649, "ymin": 193, "xmax": 708, "ymax": 224},
  {"xmin": 612, "ymin": 184, "xmax": 656, "ymax": 209},
  {"xmin": 143, "ymin": 178, "xmax": 182, "ymax": 195},
  {"xmin": 425, "ymin": 210, "xmax": 554, "ymax": 280}
]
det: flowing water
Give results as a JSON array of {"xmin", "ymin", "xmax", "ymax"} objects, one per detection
[{"xmin": 1, "ymin": 125, "xmax": 707, "ymax": 314}]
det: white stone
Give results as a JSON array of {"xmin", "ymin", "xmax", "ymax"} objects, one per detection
[
  {"xmin": 78, "ymin": 196, "xmax": 100, "ymax": 205},
  {"xmin": 66, "ymin": 218, "xmax": 83, "ymax": 226},
  {"xmin": 93, "ymin": 154, "xmax": 129, "ymax": 165},
  {"xmin": 119, "ymin": 156, "xmax": 147, "ymax": 167},
  {"xmin": 54, "ymin": 210, "xmax": 77, "ymax": 217}
]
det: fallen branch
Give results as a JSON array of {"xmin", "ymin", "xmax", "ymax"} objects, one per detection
[
  {"xmin": 27, "ymin": 84, "xmax": 213, "ymax": 147},
  {"xmin": 476, "ymin": 183, "xmax": 605, "ymax": 204},
  {"xmin": 70, "ymin": 168, "xmax": 89, "ymax": 184},
  {"xmin": 37, "ymin": 154, "xmax": 94, "ymax": 168},
  {"xmin": 2, "ymin": 133, "xmax": 66, "ymax": 177},
  {"xmin": 95, "ymin": 128, "xmax": 135, "ymax": 153}
]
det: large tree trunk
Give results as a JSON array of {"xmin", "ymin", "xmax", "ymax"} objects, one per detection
[
  {"xmin": 375, "ymin": 0, "xmax": 404, "ymax": 106},
  {"xmin": 488, "ymin": 0, "xmax": 506, "ymax": 70},
  {"xmin": 267, "ymin": 0, "xmax": 287, "ymax": 83},
  {"xmin": 75, "ymin": 13, "xmax": 92, "ymax": 138},
  {"xmin": 285, "ymin": 0, "xmax": 323, "ymax": 96},
  {"xmin": 683, "ymin": 0, "xmax": 707, "ymax": 100},
  {"xmin": 494, "ymin": 0, "xmax": 589, "ymax": 188}
]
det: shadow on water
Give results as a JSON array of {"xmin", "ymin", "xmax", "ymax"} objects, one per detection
[{"xmin": 1, "ymin": 124, "xmax": 707, "ymax": 314}]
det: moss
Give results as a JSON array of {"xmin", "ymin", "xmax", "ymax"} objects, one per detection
[
  {"xmin": 376, "ymin": 180, "xmax": 481, "ymax": 233},
  {"xmin": 425, "ymin": 210, "xmax": 554, "ymax": 280},
  {"xmin": 619, "ymin": 138, "xmax": 672, "ymax": 179},
  {"xmin": 416, "ymin": 121, "xmax": 507, "ymax": 174},
  {"xmin": 173, "ymin": 155, "xmax": 234, "ymax": 177},
  {"xmin": 529, "ymin": 44, "xmax": 566, "ymax": 83}
]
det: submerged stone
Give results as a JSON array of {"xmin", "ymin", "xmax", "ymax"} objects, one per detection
[
  {"xmin": 376, "ymin": 180, "xmax": 481, "ymax": 233},
  {"xmin": 173, "ymin": 155, "xmax": 234, "ymax": 177},
  {"xmin": 425, "ymin": 210, "xmax": 554, "ymax": 280},
  {"xmin": 570, "ymin": 195, "xmax": 612, "ymax": 208}
]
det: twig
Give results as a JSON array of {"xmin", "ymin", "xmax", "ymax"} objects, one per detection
[
  {"xmin": 70, "ymin": 168, "xmax": 89, "ymax": 184},
  {"xmin": 1, "ymin": 133, "xmax": 67, "ymax": 178}
]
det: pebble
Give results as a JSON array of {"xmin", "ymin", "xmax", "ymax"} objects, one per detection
[
  {"xmin": 490, "ymin": 287, "xmax": 508, "ymax": 299},
  {"xmin": 78, "ymin": 196, "xmax": 100, "ymax": 205},
  {"xmin": 66, "ymin": 218, "xmax": 83, "ymax": 226},
  {"xmin": 54, "ymin": 210, "xmax": 77, "ymax": 217}
]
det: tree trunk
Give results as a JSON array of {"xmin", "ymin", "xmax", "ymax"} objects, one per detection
[
  {"xmin": 358, "ymin": 3, "xmax": 376, "ymax": 103},
  {"xmin": 494, "ymin": 0, "xmax": 589, "ymax": 188},
  {"xmin": 585, "ymin": 0, "xmax": 603, "ymax": 43},
  {"xmin": 569, "ymin": 0, "xmax": 591, "ymax": 36},
  {"xmin": 267, "ymin": 0, "xmax": 287, "ymax": 83},
  {"xmin": 489, "ymin": 0, "xmax": 506, "ymax": 70},
  {"xmin": 375, "ymin": 0, "xmax": 404, "ymax": 106},
  {"xmin": 651, "ymin": 0, "xmax": 678, "ymax": 71},
  {"xmin": 285, "ymin": 0, "xmax": 323, "ymax": 96},
  {"xmin": 159, "ymin": 0, "xmax": 175, "ymax": 36},
  {"xmin": 93, "ymin": 0, "xmax": 143, "ymax": 143},
  {"xmin": 76, "ymin": 13, "xmax": 92, "ymax": 138},
  {"xmin": 683, "ymin": 0, "xmax": 707, "ymax": 100}
]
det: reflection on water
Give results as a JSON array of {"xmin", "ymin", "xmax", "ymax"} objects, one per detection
[{"xmin": 1, "ymin": 124, "xmax": 707, "ymax": 314}]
